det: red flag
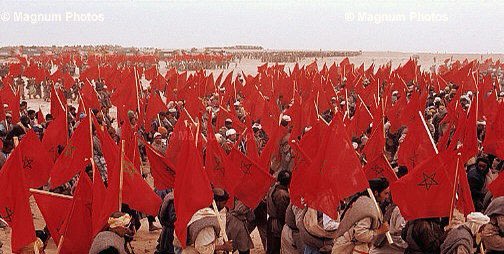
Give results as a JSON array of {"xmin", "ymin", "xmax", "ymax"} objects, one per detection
[
  {"xmin": 91, "ymin": 160, "xmax": 108, "ymax": 237},
  {"xmin": 0, "ymin": 87, "xmax": 20, "ymax": 123},
  {"xmin": 363, "ymin": 154, "xmax": 398, "ymax": 183},
  {"xmin": 80, "ymin": 81, "xmax": 101, "ymax": 110},
  {"xmin": 145, "ymin": 92, "xmax": 168, "ymax": 129},
  {"xmin": 32, "ymin": 190, "xmax": 72, "ymax": 246},
  {"xmin": 0, "ymin": 147, "xmax": 36, "ymax": 253},
  {"xmin": 226, "ymin": 148, "xmax": 274, "ymax": 209},
  {"xmin": 50, "ymin": 85, "xmax": 66, "ymax": 120},
  {"xmin": 397, "ymin": 112, "xmax": 437, "ymax": 170},
  {"xmin": 42, "ymin": 112, "xmax": 68, "ymax": 161},
  {"xmin": 174, "ymin": 129, "xmax": 213, "ymax": 248},
  {"xmin": 50, "ymin": 116, "xmax": 92, "ymax": 188},
  {"xmin": 391, "ymin": 153, "xmax": 454, "ymax": 220},
  {"xmin": 204, "ymin": 120, "xmax": 228, "ymax": 188},
  {"xmin": 37, "ymin": 107, "xmax": 45, "ymax": 124},
  {"xmin": 17, "ymin": 130, "xmax": 54, "ymax": 188},
  {"xmin": 303, "ymin": 119, "xmax": 369, "ymax": 219},
  {"xmin": 483, "ymin": 102, "xmax": 504, "ymax": 158},
  {"xmin": 59, "ymin": 172, "xmax": 93, "ymax": 253},
  {"xmin": 144, "ymin": 142, "xmax": 176, "ymax": 190},
  {"xmin": 488, "ymin": 172, "xmax": 504, "ymax": 197}
]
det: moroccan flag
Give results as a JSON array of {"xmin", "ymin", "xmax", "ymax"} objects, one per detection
[
  {"xmin": 91, "ymin": 159, "xmax": 108, "ymax": 237},
  {"xmin": 50, "ymin": 85, "xmax": 66, "ymax": 120},
  {"xmin": 37, "ymin": 107, "xmax": 45, "ymax": 124},
  {"xmin": 397, "ymin": 111, "xmax": 437, "ymax": 170},
  {"xmin": 145, "ymin": 92, "xmax": 168, "ymax": 130},
  {"xmin": 483, "ymin": 102, "xmax": 504, "ymax": 158},
  {"xmin": 302, "ymin": 118, "xmax": 368, "ymax": 220},
  {"xmin": 174, "ymin": 128, "xmax": 213, "ymax": 248},
  {"xmin": 17, "ymin": 130, "xmax": 54, "ymax": 188},
  {"xmin": 226, "ymin": 148, "xmax": 274, "ymax": 209},
  {"xmin": 488, "ymin": 172, "xmax": 504, "ymax": 198},
  {"xmin": 391, "ymin": 153, "xmax": 454, "ymax": 220},
  {"xmin": 32, "ymin": 190, "xmax": 72, "ymax": 246},
  {"xmin": 289, "ymin": 140, "xmax": 313, "ymax": 207},
  {"xmin": 0, "ymin": 87, "xmax": 20, "ymax": 123},
  {"xmin": 59, "ymin": 172, "xmax": 93, "ymax": 253},
  {"xmin": 0, "ymin": 147, "xmax": 36, "ymax": 253},
  {"xmin": 363, "ymin": 154, "xmax": 398, "ymax": 183},
  {"xmin": 121, "ymin": 152, "xmax": 162, "ymax": 216},
  {"xmin": 50, "ymin": 116, "xmax": 92, "ymax": 188},
  {"xmin": 103, "ymin": 137, "xmax": 162, "ymax": 217},
  {"xmin": 144, "ymin": 142, "xmax": 176, "ymax": 190},
  {"xmin": 120, "ymin": 122, "xmax": 141, "ymax": 173},
  {"xmin": 80, "ymin": 81, "xmax": 101, "ymax": 110},
  {"xmin": 204, "ymin": 120, "xmax": 228, "ymax": 188},
  {"xmin": 42, "ymin": 112, "xmax": 68, "ymax": 162}
]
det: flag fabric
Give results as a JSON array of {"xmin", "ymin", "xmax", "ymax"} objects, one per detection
[
  {"xmin": 16, "ymin": 130, "xmax": 54, "ymax": 188},
  {"xmin": 391, "ymin": 153, "xmax": 454, "ymax": 220},
  {"xmin": 303, "ymin": 119, "xmax": 369, "ymax": 219},
  {"xmin": 226, "ymin": 147, "xmax": 274, "ymax": 209},
  {"xmin": 50, "ymin": 116, "xmax": 92, "ymax": 188},
  {"xmin": 174, "ymin": 129, "xmax": 213, "ymax": 248},
  {"xmin": 144, "ymin": 92, "xmax": 168, "ymax": 130},
  {"xmin": 37, "ymin": 107, "xmax": 45, "ymax": 124},
  {"xmin": 488, "ymin": 172, "xmax": 504, "ymax": 198},
  {"xmin": 42, "ymin": 112, "xmax": 68, "ymax": 161},
  {"xmin": 50, "ymin": 85, "xmax": 66, "ymax": 120},
  {"xmin": 363, "ymin": 154, "xmax": 398, "ymax": 183},
  {"xmin": 80, "ymin": 81, "xmax": 101, "ymax": 111},
  {"xmin": 204, "ymin": 119, "xmax": 228, "ymax": 188},
  {"xmin": 32, "ymin": 190, "xmax": 73, "ymax": 246},
  {"xmin": 0, "ymin": 147, "xmax": 36, "ymax": 253},
  {"xmin": 144, "ymin": 141, "xmax": 176, "ymax": 189},
  {"xmin": 59, "ymin": 172, "xmax": 93, "ymax": 253},
  {"xmin": 397, "ymin": 112, "xmax": 437, "ymax": 170}
]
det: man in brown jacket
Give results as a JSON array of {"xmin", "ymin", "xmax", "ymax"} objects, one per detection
[{"xmin": 267, "ymin": 170, "xmax": 291, "ymax": 254}]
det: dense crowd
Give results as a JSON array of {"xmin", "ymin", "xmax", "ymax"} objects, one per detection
[{"xmin": 0, "ymin": 54, "xmax": 502, "ymax": 254}]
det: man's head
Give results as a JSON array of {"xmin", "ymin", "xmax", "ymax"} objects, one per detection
[
  {"xmin": 5, "ymin": 113, "xmax": 12, "ymax": 123},
  {"xmin": 107, "ymin": 211, "xmax": 134, "ymax": 238},
  {"xmin": 213, "ymin": 188, "xmax": 229, "ymax": 210},
  {"xmin": 20, "ymin": 115, "xmax": 30, "ymax": 127},
  {"xmin": 369, "ymin": 178, "xmax": 390, "ymax": 203},
  {"xmin": 20, "ymin": 101, "xmax": 27, "ymax": 110},
  {"xmin": 224, "ymin": 118, "xmax": 233, "ymax": 129},
  {"xmin": 226, "ymin": 128, "xmax": 237, "ymax": 142},
  {"xmin": 153, "ymin": 132, "xmax": 162, "ymax": 144},
  {"xmin": 476, "ymin": 157, "xmax": 490, "ymax": 172},
  {"xmin": 277, "ymin": 170, "xmax": 292, "ymax": 187},
  {"xmin": 27, "ymin": 110, "xmax": 36, "ymax": 120}
]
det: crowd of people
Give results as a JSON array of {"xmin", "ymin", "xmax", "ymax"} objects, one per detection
[{"xmin": 0, "ymin": 54, "xmax": 502, "ymax": 254}]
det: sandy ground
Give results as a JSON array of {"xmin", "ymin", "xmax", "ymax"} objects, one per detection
[{"xmin": 1, "ymin": 51, "xmax": 504, "ymax": 253}]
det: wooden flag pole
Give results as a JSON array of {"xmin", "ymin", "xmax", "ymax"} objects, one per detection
[
  {"xmin": 88, "ymin": 109, "xmax": 94, "ymax": 179},
  {"xmin": 211, "ymin": 200, "xmax": 232, "ymax": 254},
  {"xmin": 367, "ymin": 188, "xmax": 394, "ymax": 244},
  {"xmin": 418, "ymin": 111, "xmax": 439, "ymax": 154},
  {"xmin": 119, "ymin": 140, "xmax": 125, "ymax": 211},
  {"xmin": 357, "ymin": 94, "xmax": 374, "ymax": 120},
  {"xmin": 449, "ymin": 153, "xmax": 461, "ymax": 224},
  {"xmin": 29, "ymin": 189, "xmax": 73, "ymax": 200}
]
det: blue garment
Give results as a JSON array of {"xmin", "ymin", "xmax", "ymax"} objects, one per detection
[{"xmin": 304, "ymin": 245, "xmax": 322, "ymax": 254}]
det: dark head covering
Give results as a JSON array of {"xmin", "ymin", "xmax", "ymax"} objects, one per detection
[
  {"xmin": 213, "ymin": 188, "xmax": 229, "ymax": 202},
  {"xmin": 368, "ymin": 178, "xmax": 389, "ymax": 194}
]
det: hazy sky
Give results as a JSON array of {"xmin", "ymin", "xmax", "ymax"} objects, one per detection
[{"xmin": 0, "ymin": 1, "xmax": 502, "ymax": 53}]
